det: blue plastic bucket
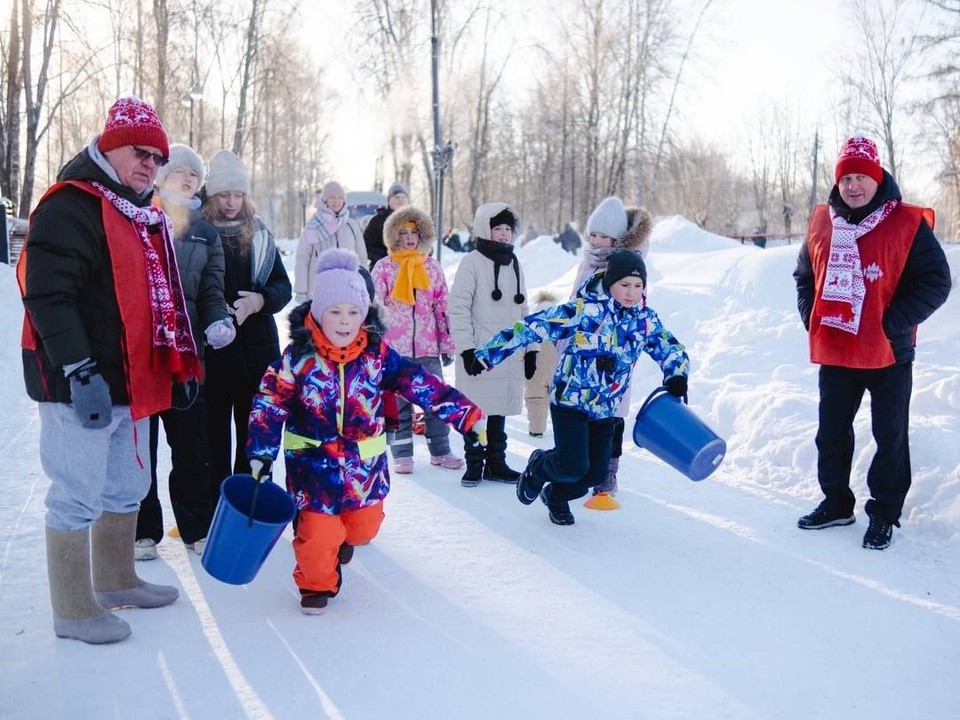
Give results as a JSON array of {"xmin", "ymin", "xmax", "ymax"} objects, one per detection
[
  {"xmin": 201, "ymin": 474, "xmax": 296, "ymax": 585},
  {"xmin": 632, "ymin": 387, "xmax": 726, "ymax": 481}
]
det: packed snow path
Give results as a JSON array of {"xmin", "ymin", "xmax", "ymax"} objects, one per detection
[{"xmin": 2, "ymin": 408, "xmax": 959, "ymax": 719}]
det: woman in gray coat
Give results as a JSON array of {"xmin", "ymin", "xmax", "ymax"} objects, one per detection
[{"xmin": 449, "ymin": 202, "xmax": 534, "ymax": 487}]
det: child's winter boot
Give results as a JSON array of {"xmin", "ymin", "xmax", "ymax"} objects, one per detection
[
  {"xmin": 585, "ymin": 457, "xmax": 621, "ymax": 510},
  {"xmin": 482, "ymin": 415, "xmax": 521, "ymax": 483},
  {"xmin": 540, "ymin": 484, "xmax": 575, "ymax": 526},
  {"xmin": 461, "ymin": 440, "xmax": 485, "ymax": 487}
]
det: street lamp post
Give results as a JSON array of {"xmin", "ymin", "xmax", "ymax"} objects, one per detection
[{"xmin": 180, "ymin": 83, "xmax": 204, "ymax": 148}]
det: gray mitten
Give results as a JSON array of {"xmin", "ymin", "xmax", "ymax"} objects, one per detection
[{"xmin": 68, "ymin": 360, "xmax": 112, "ymax": 429}]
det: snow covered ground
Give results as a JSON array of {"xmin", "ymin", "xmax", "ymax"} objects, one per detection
[{"xmin": 2, "ymin": 218, "xmax": 959, "ymax": 719}]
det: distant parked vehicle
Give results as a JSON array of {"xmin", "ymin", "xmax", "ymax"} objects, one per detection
[{"xmin": 346, "ymin": 190, "xmax": 388, "ymax": 223}]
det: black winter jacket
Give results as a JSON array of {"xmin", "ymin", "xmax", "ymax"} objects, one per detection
[
  {"xmin": 203, "ymin": 222, "xmax": 292, "ymax": 386},
  {"xmin": 21, "ymin": 149, "xmax": 156, "ymax": 405},
  {"xmin": 363, "ymin": 207, "xmax": 393, "ymax": 268},
  {"xmin": 793, "ymin": 173, "xmax": 951, "ymax": 364}
]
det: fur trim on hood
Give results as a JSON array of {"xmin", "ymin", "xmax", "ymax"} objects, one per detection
[
  {"xmin": 532, "ymin": 289, "xmax": 559, "ymax": 311},
  {"xmin": 620, "ymin": 206, "xmax": 653, "ymax": 254},
  {"xmin": 383, "ymin": 206, "xmax": 435, "ymax": 253}
]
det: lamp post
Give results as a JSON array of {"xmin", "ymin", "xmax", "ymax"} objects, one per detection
[{"xmin": 179, "ymin": 83, "xmax": 204, "ymax": 148}]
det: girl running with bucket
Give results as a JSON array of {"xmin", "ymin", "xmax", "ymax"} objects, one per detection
[
  {"xmin": 462, "ymin": 249, "xmax": 689, "ymax": 526},
  {"xmin": 246, "ymin": 249, "xmax": 487, "ymax": 613}
]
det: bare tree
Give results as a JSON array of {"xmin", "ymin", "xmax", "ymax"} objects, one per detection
[
  {"xmin": 645, "ymin": 0, "xmax": 715, "ymax": 210},
  {"xmin": 465, "ymin": 6, "xmax": 512, "ymax": 216},
  {"xmin": 840, "ymin": 0, "xmax": 924, "ymax": 184},
  {"xmin": 233, "ymin": 0, "xmax": 267, "ymax": 155},
  {"xmin": 659, "ymin": 139, "xmax": 740, "ymax": 232},
  {"xmin": 19, "ymin": 0, "xmax": 64, "ymax": 218},
  {"xmin": 1, "ymin": 0, "xmax": 23, "ymax": 205},
  {"xmin": 353, "ymin": 0, "xmax": 422, "ymax": 188},
  {"xmin": 746, "ymin": 119, "xmax": 773, "ymax": 236},
  {"xmin": 152, "ymin": 0, "xmax": 170, "ymax": 120}
]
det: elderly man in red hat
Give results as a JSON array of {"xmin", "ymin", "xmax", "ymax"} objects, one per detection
[
  {"xmin": 793, "ymin": 134, "xmax": 951, "ymax": 550},
  {"xmin": 18, "ymin": 96, "xmax": 203, "ymax": 643}
]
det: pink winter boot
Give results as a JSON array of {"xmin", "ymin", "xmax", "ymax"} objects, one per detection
[{"xmin": 430, "ymin": 453, "xmax": 465, "ymax": 470}]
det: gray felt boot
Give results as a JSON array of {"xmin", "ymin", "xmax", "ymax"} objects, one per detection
[
  {"xmin": 46, "ymin": 526, "xmax": 131, "ymax": 644},
  {"xmin": 92, "ymin": 511, "xmax": 179, "ymax": 610}
]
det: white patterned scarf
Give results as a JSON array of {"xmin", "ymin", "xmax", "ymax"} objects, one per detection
[
  {"xmin": 92, "ymin": 182, "xmax": 197, "ymax": 355},
  {"xmin": 820, "ymin": 199, "xmax": 898, "ymax": 334}
]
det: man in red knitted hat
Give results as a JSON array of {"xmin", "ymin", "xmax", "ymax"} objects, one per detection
[
  {"xmin": 17, "ymin": 96, "xmax": 200, "ymax": 643},
  {"xmin": 793, "ymin": 134, "xmax": 951, "ymax": 550}
]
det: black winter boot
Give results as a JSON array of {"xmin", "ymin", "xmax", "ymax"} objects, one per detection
[
  {"xmin": 461, "ymin": 438, "xmax": 485, "ymax": 488},
  {"xmin": 541, "ymin": 484, "xmax": 575, "ymax": 526},
  {"xmin": 483, "ymin": 415, "xmax": 521, "ymax": 483}
]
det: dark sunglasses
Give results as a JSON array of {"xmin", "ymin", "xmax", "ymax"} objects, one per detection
[{"xmin": 130, "ymin": 145, "xmax": 169, "ymax": 166}]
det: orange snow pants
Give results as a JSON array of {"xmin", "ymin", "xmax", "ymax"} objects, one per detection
[{"xmin": 292, "ymin": 503, "xmax": 385, "ymax": 595}]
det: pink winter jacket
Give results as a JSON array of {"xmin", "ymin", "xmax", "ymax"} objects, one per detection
[{"xmin": 371, "ymin": 254, "xmax": 456, "ymax": 358}]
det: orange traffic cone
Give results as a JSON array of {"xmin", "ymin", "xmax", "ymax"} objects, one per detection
[{"xmin": 584, "ymin": 492, "xmax": 621, "ymax": 510}]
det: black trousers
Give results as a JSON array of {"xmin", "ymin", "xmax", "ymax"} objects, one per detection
[
  {"xmin": 611, "ymin": 417, "xmax": 625, "ymax": 459},
  {"xmin": 816, "ymin": 362, "xmax": 913, "ymax": 524},
  {"xmin": 528, "ymin": 404, "xmax": 615, "ymax": 502},
  {"xmin": 137, "ymin": 397, "xmax": 216, "ymax": 544},
  {"xmin": 204, "ymin": 365, "xmax": 263, "ymax": 506}
]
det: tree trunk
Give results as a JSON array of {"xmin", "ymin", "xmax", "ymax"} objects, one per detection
[
  {"xmin": 233, "ymin": 0, "xmax": 264, "ymax": 155},
  {"xmin": 153, "ymin": 0, "xmax": 169, "ymax": 121},
  {"xmin": 2, "ymin": 0, "xmax": 22, "ymax": 207},
  {"xmin": 19, "ymin": 0, "xmax": 62, "ymax": 218}
]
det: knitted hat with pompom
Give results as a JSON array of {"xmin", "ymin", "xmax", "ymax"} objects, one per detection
[
  {"xmin": 310, "ymin": 248, "xmax": 371, "ymax": 322},
  {"xmin": 97, "ymin": 96, "xmax": 169, "ymax": 157},
  {"xmin": 835, "ymin": 135, "xmax": 884, "ymax": 184}
]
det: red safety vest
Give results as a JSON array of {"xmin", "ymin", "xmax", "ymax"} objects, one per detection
[{"xmin": 805, "ymin": 202, "xmax": 932, "ymax": 369}]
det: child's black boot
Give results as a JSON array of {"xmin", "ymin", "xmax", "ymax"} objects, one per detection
[
  {"xmin": 483, "ymin": 414, "xmax": 521, "ymax": 483},
  {"xmin": 461, "ymin": 439, "xmax": 485, "ymax": 487},
  {"xmin": 540, "ymin": 483, "xmax": 575, "ymax": 526}
]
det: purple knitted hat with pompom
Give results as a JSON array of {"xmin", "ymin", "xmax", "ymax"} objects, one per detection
[{"xmin": 310, "ymin": 248, "xmax": 370, "ymax": 322}]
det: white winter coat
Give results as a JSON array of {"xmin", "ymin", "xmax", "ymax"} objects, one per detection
[{"xmin": 448, "ymin": 202, "xmax": 531, "ymax": 416}]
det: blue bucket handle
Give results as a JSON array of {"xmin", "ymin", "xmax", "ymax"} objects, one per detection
[
  {"xmin": 247, "ymin": 466, "xmax": 274, "ymax": 528},
  {"xmin": 638, "ymin": 385, "xmax": 686, "ymax": 416}
]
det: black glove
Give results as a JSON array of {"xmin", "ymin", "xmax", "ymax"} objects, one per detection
[
  {"xmin": 524, "ymin": 351, "xmax": 538, "ymax": 380},
  {"xmin": 172, "ymin": 378, "xmax": 200, "ymax": 410},
  {"xmin": 441, "ymin": 353, "xmax": 454, "ymax": 368},
  {"xmin": 68, "ymin": 360, "xmax": 112, "ymax": 429},
  {"xmin": 461, "ymin": 348, "xmax": 486, "ymax": 377},
  {"xmin": 665, "ymin": 375, "xmax": 688, "ymax": 400},
  {"xmin": 250, "ymin": 457, "xmax": 273, "ymax": 483}
]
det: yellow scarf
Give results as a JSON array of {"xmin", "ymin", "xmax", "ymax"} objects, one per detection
[{"xmin": 389, "ymin": 249, "xmax": 431, "ymax": 305}]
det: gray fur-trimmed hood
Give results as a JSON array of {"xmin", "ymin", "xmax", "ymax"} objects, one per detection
[{"xmin": 382, "ymin": 206, "xmax": 436, "ymax": 253}]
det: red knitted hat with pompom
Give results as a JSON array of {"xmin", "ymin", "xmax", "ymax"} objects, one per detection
[
  {"xmin": 97, "ymin": 96, "xmax": 169, "ymax": 157},
  {"xmin": 835, "ymin": 135, "xmax": 883, "ymax": 184}
]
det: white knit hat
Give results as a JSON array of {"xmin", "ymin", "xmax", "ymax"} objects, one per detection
[
  {"xmin": 156, "ymin": 144, "xmax": 206, "ymax": 187},
  {"xmin": 587, "ymin": 197, "xmax": 628, "ymax": 240},
  {"xmin": 205, "ymin": 149, "xmax": 250, "ymax": 196}
]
